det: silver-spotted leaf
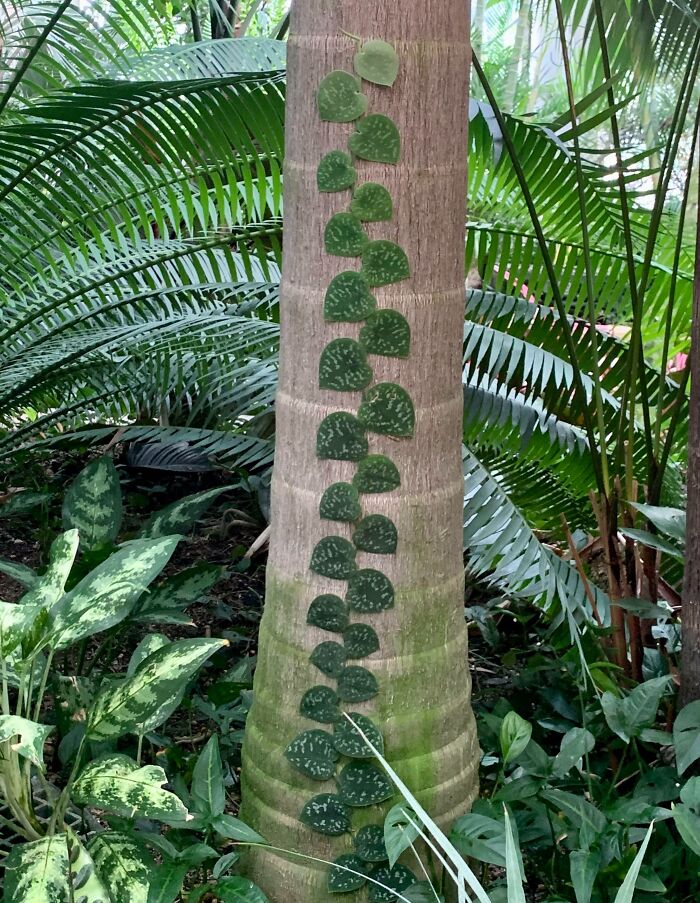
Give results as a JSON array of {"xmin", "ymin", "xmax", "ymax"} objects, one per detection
[
  {"xmin": 319, "ymin": 339, "xmax": 373, "ymax": 392},
  {"xmin": 324, "ymin": 271, "xmax": 377, "ymax": 322},
  {"xmin": 355, "ymin": 824, "xmax": 389, "ymax": 862},
  {"xmin": 310, "ymin": 641, "xmax": 347, "ymax": 678},
  {"xmin": 317, "ymin": 151, "xmax": 357, "ymax": 192},
  {"xmin": 358, "ymin": 383, "xmax": 415, "ymax": 437},
  {"xmin": 299, "ymin": 793, "xmax": 351, "ymax": 836},
  {"xmin": 72, "ymin": 754, "xmax": 190, "ymax": 823},
  {"xmin": 88, "ymin": 638, "xmax": 225, "ymax": 740},
  {"xmin": 300, "ymin": 685, "xmax": 340, "ymax": 723},
  {"xmin": 352, "ymin": 515, "xmax": 398, "ymax": 554},
  {"xmin": 337, "ymin": 666, "xmax": 379, "ymax": 702},
  {"xmin": 334, "ymin": 713, "xmax": 384, "ymax": 758},
  {"xmin": 307, "ymin": 594, "xmax": 349, "ymax": 632},
  {"xmin": 337, "ymin": 761, "xmax": 393, "ymax": 807},
  {"xmin": 353, "ymin": 455, "xmax": 401, "ymax": 493},
  {"xmin": 343, "ymin": 623, "xmax": 380, "ymax": 658},
  {"xmin": 310, "ymin": 536, "xmax": 357, "ymax": 580},
  {"xmin": 350, "ymin": 182, "xmax": 393, "ymax": 222},
  {"xmin": 348, "ymin": 114, "xmax": 401, "ymax": 163},
  {"xmin": 0, "ymin": 715, "xmax": 53, "ymax": 769},
  {"xmin": 328, "ymin": 854, "xmax": 367, "ymax": 893},
  {"xmin": 127, "ymin": 633, "xmax": 170, "ymax": 676},
  {"xmin": 347, "ymin": 568, "xmax": 394, "ymax": 613},
  {"xmin": 362, "ymin": 241, "xmax": 410, "ymax": 287},
  {"xmin": 139, "ymin": 486, "xmax": 231, "ymax": 539},
  {"xmin": 317, "ymin": 70, "xmax": 368, "ymax": 122},
  {"xmin": 3, "ymin": 836, "xmax": 70, "ymax": 903},
  {"xmin": 354, "ymin": 39, "xmax": 400, "ymax": 86},
  {"xmin": 62, "ymin": 456, "xmax": 123, "ymax": 552},
  {"xmin": 370, "ymin": 864, "xmax": 416, "ymax": 902},
  {"xmin": 284, "ymin": 729, "xmax": 338, "ymax": 781},
  {"xmin": 325, "ymin": 213, "xmax": 369, "ymax": 257},
  {"xmin": 317, "ymin": 412, "xmax": 368, "ymax": 461},
  {"xmin": 89, "ymin": 832, "xmax": 154, "ymax": 903},
  {"xmin": 359, "ymin": 310, "xmax": 411, "ymax": 357},
  {"xmin": 320, "ymin": 483, "xmax": 362, "ymax": 523}
]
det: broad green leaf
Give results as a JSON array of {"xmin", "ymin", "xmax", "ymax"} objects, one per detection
[
  {"xmin": 89, "ymin": 833, "xmax": 154, "ymax": 903},
  {"xmin": 631, "ymin": 503, "xmax": 686, "ymax": 543},
  {"xmin": 347, "ymin": 568, "xmax": 394, "ymax": 613},
  {"xmin": 62, "ymin": 456, "xmax": 123, "ymax": 551},
  {"xmin": 300, "ymin": 685, "xmax": 340, "ymax": 723},
  {"xmin": 317, "ymin": 70, "xmax": 368, "ymax": 122},
  {"xmin": 134, "ymin": 563, "xmax": 224, "ymax": 624},
  {"xmin": 127, "ymin": 634, "xmax": 171, "ymax": 676},
  {"xmin": 334, "ymin": 713, "xmax": 384, "ymax": 758},
  {"xmin": 51, "ymin": 537, "xmax": 179, "ymax": 648},
  {"xmin": 570, "ymin": 849, "xmax": 600, "ymax": 903},
  {"xmin": 541, "ymin": 789, "xmax": 607, "ymax": 839},
  {"xmin": 317, "ymin": 151, "xmax": 357, "ymax": 192},
  {"xmin": 319, "ymin": 338, "xmax": 373, "ymax": 391},
  {"xmin": 72, "ymin": 754, "xmax": 190, "ymax": 823},
  {"xmin": 353, "ymin": 455, "xmax": 401, "ymax": 493},
  {"xmin": 299, "ymin": 793, "xmax": 350, "ymax": 836},
  {"xmin": 601, "ymin": 676, "xmax": 671, "ymax": 743},
  {"xmin": 191, "ymin": 735, "xmax": 225, "ymax": 818},
  {"xmin": 214, "ymin": 877, "xmax": 270, "ymax": 903},
  {"xmin": 0, "ymin": 715, "xmax": 53, "ymax": 768},
  {"xmin": 307, "ymin": 594, "xmax": 349, "ymax": 632},
  {"xmin": 337, "ymin": 665, "xmax": 379, "ymax": 702},
  {"xmin": 361, "ymin": 241, "xmax": 410, "ymax": 287},
  {"xmin": 384, "ymin": 803, "xmax": 419, "ymax": 868},
  {"xmin": 139, "ymin": 486, "xmax": 232, "ymax": 539},
  {"xmin": 317, "ymin": 412, "xmax": 369, "ymax": 461},
  {"xmin": 284, "ymin": 729, "xmax": 338, "ymax": 781},
  {"xmin": 500, "ymin": 711, "xmax": 532, "ymax": 765},
  {"xmin": 328, "ymin": 855, "xmax": 367, "ymax": 893},
  {"xmin": 343, "ymin": 623, "xmax": 380, "ymax": 658},
  {"xmin": 310, "ymin": 641, "xmax": 346, "ymax": 677},
  {"xmin": 553, "ymin": 728, "xmax": 595, "ymax": 776},
  {"xmin": 504, "ymin": 807, "xmax": 526, "ymax": 903},
  {"xmin": 355, "ymin": 823, "xmax": 389, "ymax": 863},
  {"xmin": 337, "ymin": 761, "xmax": 393, "ymax": 807},
  {"xmin": 350, "ymin": 182, "xmax": 394, "ymax": 222},
  {"xmin": 612, "ymin": 823, "xmax": 653, "ymax": 903},
  {"xmin": 359, "ymin": 310, "xmax": 410, "ymax": 358},
  {"xmin": 672, "ymin": 803, "xmax": 700, "ymax": 856},
  {"xmin": 20, "ymin": 530, "xmax": 79, "ymax": 610},
  {"xmin": 403, "ymin": 883, "xmax": 443, "ymax": 903},
  {"xmin": 211, "ymin": 813, "xmax": 266, "ymax": 843},
  {"xmin": 88, "ymin": 638, "xmax": 226, "ymax": 740},
  {"xmin": 674, "ymin": 700, "xmax": 700, "ymax": 774},
  {"xmin": 147, "ymin": 861, "xmax": 188, "ymax": 903},
  {"xmin": 2, "ymin": 836, "xmax": 70, "ymax": 903},
  {"xmin": 352, "ymin": 515, "xmax": 397, "ymax": 554},
  {"xmin": 619, "ymin": 527, "xmax": 683, "ymax": 559},
  {"xmin": 450, "ymin": 813, "xmax": 506, "ymax": 867},
  {"xmin": 319, "ymin": 483, "xmax": 362, "ymax": 523},
  {"xmin": 358, "ymin": 383, "xmax": 415, "ymax": 437},
  {"xmin": 354, "ymin": 40, "xmax": 399, "ymax": 86},
  {"xmin": 349, "ymin": 114, "xmax": 401, "ymax": 163}
]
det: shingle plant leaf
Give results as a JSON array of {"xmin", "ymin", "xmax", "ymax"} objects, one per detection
[
  {"xmin": 354, "ymin": 39, "xmax": 400, "ymax": 86},
  {"xmin": 328, "ymin": 854, "xmax": 367, "ymax": 893},
  {"xmin": 359, "ymin": 310, "xmax": 411, "ymax": 357},
  {"xmin": 353, "ymin": 515, "xmax": 398, "ymax": 554},
  {"xmin": 310, "ymin": 641, "xmax": 347, "ymax": 678},
  {"xmin": 350, "ymin": 182, "xmax": 394, "ymax": 222},
  {"xmin": 320, "ymin": 483, "xmax": 362, "ymax": 523},
  {"xmin": 348, "ymin": 114, "xmax": 401, "ymax": 163},
  {"xmin": 369, "ymin": 864, "xmax": 416, "ymax": 902},
  {"xmin": 355, "ymin": 824, "xmax": 389, "ymax": 862},
  {"xmin": 362, "ymin": 240, "xmax": 410, "ymax": 286},
  {"xmin": 324, "ymin": 271, "xmax": 377, "ymax": 322},
  {"xmin": 318, "ymin": 151, "xmax": 357, "ymax": 192},
  {"xmin": 337, "ymin": 666, "xmax": 379, "ymax": 702},
  {"xmin": 300, "ymin": 686, "xmax": 340, "ymax": 724},
  {"xmin": 353, "ymin": 455, "xmax": 401, "ymax": 493},
  {"xmin": 317, "ymin": 70, "xmax": 368, "ymax": 122},
  {"xmin": 337, "ymin": 761, "xmax": 393, "ymax": 807},
  {"xmin": 343, "ymin": 623, "xmax": 380, "ymax": 658},
  {"xmin": 300, "ymin": 794, "xmax": 351, "ymax": 836},
  {"xmin": 325, "ymin": 212, "xmax": 369, "ymax": 257},
  {"xmin": 317, "ymin": 412, "xmax": 368, "ymax": 461},
  {"xmin": 310, "ymin": 536, "xmax": 357, "ymax": 580},
  {"xmin": 358, "ymin": 383, "xmax": 415, "ymax": 437},
  {"xmin": 284, "ymin": 729, "xmax": 339, "ymax": 781},
  {"xmin": 319, "ymin": 339, "xmax": 373, "ymax": 392},
  {"xmin": 307, "ymin": 594, "xmax": 349, "ymax": 632},
  {"xmin": 347, "ymin": 568, "xmax": 395, "ymax": 613},
  {"xmin": 334, "ymin": 713, "xmax": 384, "ymax": 757}
]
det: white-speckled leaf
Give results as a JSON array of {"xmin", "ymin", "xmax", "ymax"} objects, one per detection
[
  {"xmin": 349, "ymin": 182, "xmax": 393, "ymax": 222},
  {"xmin": 139, "ymin": 486, "xmax": 231, "ymax": 539},
  {"xmin": 337, "ymin": 761, "xmax": 393, "ymax": 807},
  {"xmin": 319, "ymin": 338, "xmax": 373, "ymax": 391},
  {"xmin": 62, "ymin": 457, "xmax": 123, "ymax": 552},
  {"xmin": 51, "ymin": 536, "xmax": 179, "ymax": 648},
  {"xmin": 348, "ymin": 114, "xmax": 401, "ymax": 163},
  {"xmin": 89, "ymin": 833, "xmax": 154, "ymax": 903},
  {"xmin": 357, "ymin": 383, "xmax": 415, "ymax": 437},
  {"xmin": 87, "ymin": 638, "xmax": 225, "ymax": 740},
  {"xmin": 2, "ymin": 836, "xmax": 70, "ymax": 903},
  {"xmin": 324, "ymin": 271, "xmax": 377, "ymax": 323},
  {"xmin": 0, "ymin": 715, "xmax": 53, "ymax": 769},
  {"xmin": 317, "ymin": 412, "xmax": 368, "ymax": 461},
  {"xmin": 324, "ymin": 212, "xmax": 369, "ymax": 257},
  {"xmin": 73, "ymin": 753, "xmax": 190, "ymax": 823},
  {"xmin": 361, "ymin": 241, "xmax": 410, "ymax": 287},
  {"xmin": 65, "ymin": 828, "xmax": 111, "ymax": 903},
  {"xmin": 317, "ymin": 70, "xmax": 368, "ymax": 122}
]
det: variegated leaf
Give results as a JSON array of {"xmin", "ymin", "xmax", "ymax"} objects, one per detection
[
  {"xmin": 50, "ymin": 536, "xmax": 179, "ymax": 648},
  {"xmin": 3, "ymin": 836, "xmax": 70, "ymax": 903},
  {"xmin": 89, "ymin": 833, "xmax": 154, "ymax": 903},
  {"xmin": 62, "ymin": 457, "xmax": 123, "ymax": 551},
  {"xmin": 0, "ymin": 558, "xmax": 37, "ymax": 587},
  {"xmin": 72, "ymin": 753, "xmax": 191, "ymax": 823},
  {"xmin": 87, "ymin": 638, "xmax": 226, "ymax": 740},
  {"xmin": 127, "ymin": 634, "xmax": 171, "ymax": 676},
  {"xmin": 133, "ymin": 563, "xmax": 224, "ymax": 624},
  {"xmin": 139, "ymin": 486, "xmax": 231, "ymax": 539},
  {"xmin": 0, "ymin": 715, "xmax": 53, "ymax": 768},
  {"xmin": 65, "ymin": 828, "xmax": 111, "ymax": 903},
  {"xmin": 21, "ymin": 530, "xmax": 79, "ymax": 610}
]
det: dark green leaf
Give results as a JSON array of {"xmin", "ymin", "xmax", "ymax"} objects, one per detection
[
  {"xmin": 307, "ymin": 595, "xmax": 349, "ymax": 632},
  {"xmin": 352, "ymin": 515, "xmax": 398, "ymax": 554},
  {"xmin": 347, "ymin": 569, "xmax": 394, "ymax": 613},
  {"xmin": 343, "ymin": 623, "xmax": 380, "ymax": 658},
  {"xmin": 324, "ymin": 272, "xmax": 377, "ymax": 322},
  {"xmin": 300, "ymin": 686, "xmax": 340, "ymax": 723},
  {"xmin": 353, "ymin": 455, "xmax": 401, "ymax": 493},
  {"xmin": 139, "ymin": 486, "xmax": 231, "ymax": 539},
  {"xmin": 317, "ymin": 413, "xmax": 368, "ymax": 461},
  {"xmin": 214, "ymin": 876, "xmax": 270, "ymax": 902},
  {"xmin": 299, "ymin": 794, "xmax": 350, "ymax": 836},
  {"xmin": 328, "ymin": 854, "xmax": 367, "ymax": 893},
  {"xmin": 310, "ymin": 536, "xmax": 357, "ymax": 580},
  {"xmin": 337, "ymin": 666, "xmax": 379, "ymax": 702},
  {"xmin": 359, "ymin": 310, "xmax": 411, "ymax": 358},
  {"xmin": 284, "ymin": 729, "xmax": 338, "ymax": 781},
  {"xmin": 320, "ymin": 483, "xmax": 362, "ymax": 523},
  {"xmin": 318, "ymin": 151, "xmax": 357, "ymax": 192},
  {"xmin": 500, "ymin": 711, "xmax": 532, "ymax": 765},
  {"xmin": 369, "ymin": 864, "xmax": 416, "ymax": 902},
  {"xmin": 674, "ymin": 700, "xmax": 700, "ymax": 774},
  {"xmin": 355, "ymin": 824, "xmax": 389, "ymax": 862},
  {"xmin": 62, "ymin": 456, "xmax": 122, "ymax": 551},
  {"xmin": 337, "ymin": 761, "xmax": 393, "ymax": 807},
  {"xmin": 354, "ymin": 40, "xmax": 400, "ymax": 86},
  {"xmin": 310, "ymin": 641, "xmax": 347, "ymax": 678},
  {"xmin": 385, "ymin": 804, "xmax": 419, "ymax": 868},
  {"xmin": 334, "ymin": 713, "xmax": 384, "ymax": 757},
  {"xmin": 362, "ymin": 241, "xmax": 410, "ymax": 286},
  {"xmin": 191, "ymin": 735, "xmax": 225, "ymax": 818},
  {"xmin": 319, "ymin": 339, "xmax": 373, "ymax": 391},
  {"xmin": 317, "ymin": 70, "xmax": 368, "ymax": 122},
  {"xmin": 358, "ymin": 383, "xmax": 415, "ymax": 437},
  {"xmin": 325, "ymin": 213, "xmax": 369, "ymax": 257},
  {"xmin": 350, "ymin": 183, "xmax": 394, "ymax": 222}
]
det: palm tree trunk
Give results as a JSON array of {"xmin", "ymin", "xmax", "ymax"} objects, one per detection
[
  {"xmin": 681, "ymin": 164, "xmax": 700, "ymax": 706},
  {"xmin": 240, "ymin": 1, "xmax": 479, "ymax": 899}
]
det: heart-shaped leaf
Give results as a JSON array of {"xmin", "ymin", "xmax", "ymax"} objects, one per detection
[
  {"xmin": 310, "ymin": 536, "xmax": 357, "ymax": 580},
  {"xmin": 353, "ymin": 455, "xmax": 401, "ymax": 493},
  {"xmin": 337, "ymin": 666, "xmax": 379, "ymax": 702},
  {"xmin": 300, "ymin": 686, "xmax": 340, "ymax": 724},
  {"xmin": 334, "ymin": 713, "xmax": 384, "ymax": 757},
  {"xmin": 299, "ymin": 794, "xmax": 350, "ymax": 836},
  {"xmin": 343, "ymin": 623, "xmax": 380, "ymax": 658},
  {"xmin": 355, "ymin": 824, "xmax": 389, "ymax": 862},
  {"xmin": 350, "ymin": 182, "xmax": 394, "ymax": 222},
  {"xmin": 337, "ymin": 761, "xmax": 393, "ymax": 807},
  {"xmin": 352, "ymin": 515, "xmax": 398, "ymax": 554},
  {"xmin": 319, "ymin": 338, "xmax": 373, "ymax": 391},
  {"xmin": 358, "ymin": 383, "xmax": 415, "ymax": 437},
  {"xmin": 325, "ymin": 212, "xmax": 369, "ymax": 257},
  {"xmin": 324, "ymin": 271, "xmax": 377, "ymax": 322},
  {"xmin": 349, "ymin": 114, "xmax": 401, "ymax": 163},
  {"xmin": 317, "ymin": 70, "xmax": 368, "ymax": 122},
  {"xmin": 310, "ymin": 641, "xmax": 347, "ymax": 678},
  {"xmin": 362, "ymin": 240, "xmax": 410, "ymax": 286},
  {"xmin": 307, "ymin": 594, "xmax": 349, "ymax": 632},
  {"xmin": 317, "ymin": 412, "xmax": 368, "ymax": 461},
  {"xmin": 317, "ymin": 151, "xmax": 357, "ymax": 192},
  {"xmin": 347, "ymin": 568, "xmax": 395, "ymax": 613},
  {"xmin": 369, "ymin": 864, "xmax": 416, "ymax": 903},
  {"xmin": 320, "ymin": 483, "xmax": 362, "ymax": 523},
  {"xmin": 354, "ymin": 40, "xmax": 400, "ymax": 86},
  {"xmin": 360, "ymin": 310, "xmax": 411, "ymax": 357},
  {"xmin": 284, "ymin": 729, "xmax": 338, "ymax": 781},
  {"xmin": 328, "ymin": 854, "xmax": 367, "ymax": 893}
]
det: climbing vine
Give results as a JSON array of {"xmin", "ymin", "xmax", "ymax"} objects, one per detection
[{"xmin": 283, "ymin": 36, "xmax": 418, "ymax": 899}]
